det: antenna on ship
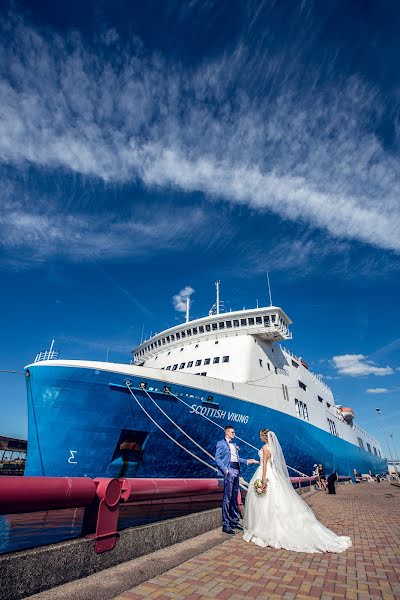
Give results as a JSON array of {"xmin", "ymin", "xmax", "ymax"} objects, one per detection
[
  {"xmin": 185, "ymin": 296, "xmax": 190, "ymax": 323},
  {"xmin": 216, "ymin": 280, "xmax": 220, "ymax": 315},
  {"xmin": 267, "ymin": 270, "xmax": 273, "ymax": 307}
]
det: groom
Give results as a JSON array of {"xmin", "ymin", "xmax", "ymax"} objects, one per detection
[{"xmin": 215, "ymin": 425, "xmax": 258, "ymax": 535}]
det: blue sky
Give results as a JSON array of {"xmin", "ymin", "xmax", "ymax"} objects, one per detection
[{"xmin": 0, "ymin": 1, "xmax": 399, "ymax": 460}]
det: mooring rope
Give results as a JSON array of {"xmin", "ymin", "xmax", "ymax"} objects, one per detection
[
  {"xmin": 167, "ymin": 389, "xmax": 309, "ymax": 478},
  {"xmin": 125, "ymin": 381, "xmax": 250, "ymax": 490}
]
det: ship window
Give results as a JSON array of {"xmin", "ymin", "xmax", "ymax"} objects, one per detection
[
  {"xmin": 166, "ymin": 336, "xmax": 170, "ymax": 342},
  {"xmin": 162, "ymin": 338, "xmax": 165, "ymax": 345},
  {"xmin": 295, "ymin": 399, "xmax": 300, "ymax": 416},
  {"xmin": 282, "ymin": 384, "xmax": 289, "ymax": 402},
  {"xmin": 199, "ymin": 326, "xmax": 204, "ymax": 333},
  {"xmin": 195, "ymin": 359, "xmax": 202, "ymax": 366},
  {"xmin": 206, "ymin": 324, "xmax": 211, "ymax": 331},
  {"xmin": 187, "ymin": 330, "xmax": 192, "ymax": 336},
  {"xmin": 213, "ymin": 356, "xmax": 220, "ymax": 364},
  {"xmin": 248, "ymin": 317, "xmax": 255, "ymax": 325},
  {"xmin": 271, "ymin": 314, "xmax": 276, "ymax": 323},
  {"xmin": 256, "ymin": 316, "xmax": 262, "ymax": 324},
  {"xmin": 155, "ymin": 355, "xmax": 158, "ymax": 360},
  {"xmin": 299, "ymin": 380, "xmax": 307, "ymax": 391},
  {"xmin": 176, "ymin": 332, "xmax": 180, "ymax": 339},
  {"xmin": 303, "ymin": 403, "xmax": 309, "ymax": 421},
  {"xmin": 233, "ymin": 319, "xmax": 240, "ymax": 327},
  {"xmin": 179, "ymin": 363, "xmax": 185, "ymax": 369},
  {"xmin": 263, "ymin": 315, "xmax": 270, "ymax": 325},
  {"xmin": 193, "ymin": 328, "xmax": 197, "ymax": 334},
  {"xmin": 181, "ymin": 331, "xmax": 186, "ymax": 338},
  {"xmin": 259, "ymin": 359, "xmax": 263, "ymax": 367},
  {"xmin": 240, "ymin": 318, "xmax": 247, "ymax": 326},
  {"xmin": 172, "ymin": 364, "xmax": 178, "ymax": 371},
  {"xmin": 267, "ymin": 363, "xmax": 270, "ymax": 371},
  {"xmin": 357, "ymin": 437, "xmax": 364, "ymax": 449},
  {"xmin": 201, "ymin": 372, "xmax": 207, "ymax": 376},
  {"xmin": 377, "ymin": 449, "xmax": 381, "ymax": 457},
  {"xmin": 219, "ymin": 322, "xmax": 225, "ymax": 329},
  {"xmin": 373, "ymin": 447, "xmax": 377, "ymax": 456},
  {"xmin": 226, "ymin": 321, "xmax": 232, "ymax": 328},
  {"xmin": 367, "ymin": 443, "xmax": 372, "ymax": 453},
  {"xmin": 212, "ymin": 323, "xmax": 218, "ymax": 330},
  {"xmin": 326, "ymin": 402, "xmax": 331, "ymax": 408},
  {"xmin": 166, "ymin": 366, "xmax": 171, "ymax": 370},
  {"xmin": 158, "ymin": 340, "xmax": 162, "ymax": 346},
  {"xmin": 222, "ymin": 356, "xmax": 229, "ymax": 363},
  {"xmin": 167, "ymin": 351, "xmax": 171, "ymax": 356},
  {"xmin": 204, "ymin": 358, "xmax": 210, "ymax": 365},
  {"xmin": 186, "ymin": 361, "xmax": 192, "ymax": 367},
  {"xmin": 318, "ymin": 396, "xmax": 323, "ymax": 403},
  {"xmin": 292, "ymin": 360, "xmax": 299, "ymax": 368},
  {"xmin": 180, "ymin": 347, "xmax": 184, "ymax": 351},
  {"xmin": 170, "ymin": 334, "xmax": 175, "ymax": 341}
]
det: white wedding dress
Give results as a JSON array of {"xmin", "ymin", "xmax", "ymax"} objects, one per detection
[{"xmin": 243, "ymin": 432, "xmax": 352, "ymax": 553}]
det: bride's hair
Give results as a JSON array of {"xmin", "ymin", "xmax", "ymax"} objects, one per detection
[{"xmin": 259, "ymin": 428, "xmax": 270, "ymax": 440}]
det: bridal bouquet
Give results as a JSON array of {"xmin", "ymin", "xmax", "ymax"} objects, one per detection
[{"xmin": 254, "ymin": 478, "xmax": 268, "ymax": 495}]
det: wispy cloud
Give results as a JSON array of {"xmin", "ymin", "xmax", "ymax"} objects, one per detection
[
  {"xmin": 367, "ymin": 388, "xmax": 389, "ymax": 394},
  {"xmin": 172, "ymin": 286, "xmax": 195, "ymax": 313},
  {"xmin": 1, "ymin": 12, "xmax": 400, "ymax": 254},
  {"xmin": 332, "ymin": 354, "xmax": 394, "ymax": 377},
  {"xmin": 0, "ymin": 197, "xmax": 209, "ymax": 266}
]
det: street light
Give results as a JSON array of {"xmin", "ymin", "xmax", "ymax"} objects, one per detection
[
  {"xmin": 376, "ymin": 408, "xmax": 398, "ymax": 478},
  {"xmin": 390, "ymin": 434, "xmax": 399, "ymax": 462}
]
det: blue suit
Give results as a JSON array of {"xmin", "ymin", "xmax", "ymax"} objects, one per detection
[{"xmin": 215, "ymin": 439, "xmax": 248, "ymax": 529}]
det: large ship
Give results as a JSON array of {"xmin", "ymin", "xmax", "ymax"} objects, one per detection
[{"xmin": 24, "ymin": 283, "xmax": 386, "ymax": 480}]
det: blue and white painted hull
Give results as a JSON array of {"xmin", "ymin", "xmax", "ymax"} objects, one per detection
[{"xmin": 24, "ymin": 360, "xmax": 386, "ymax": 479}]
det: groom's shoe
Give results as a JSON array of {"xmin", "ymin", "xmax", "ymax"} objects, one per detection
[
  {"xmin": 222, "ymin": 527, "xmax": 235, "ymax": 535},
  {"xmin": 233, "ymin": 523, "xmax": 244, "ymax": 531}
]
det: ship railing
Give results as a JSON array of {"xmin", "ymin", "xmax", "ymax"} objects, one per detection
[
  {"xmin": 34, "ymin": 350, "xmax": 60, "ymax": 363},
  {"xmin": 280, "ymin": 344, "xmax": 332, "ymax": 395}
]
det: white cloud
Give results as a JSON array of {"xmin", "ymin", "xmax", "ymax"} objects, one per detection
[
  {"xmin": 332, "ymin": 354, "xmax": 394, "ymax": 377},
  {"xmin": 0, "ymin": 14, "xmax": 400, "ymax": 253},
  {"xmin": 0, "ymin": 198, "xmax": 210, "ymax": 266},
  {"xmin": 172, "ymin": 286, "xmax": 195, "ymax": 313},
  {"xmin": 367, "ymin": 388, "xmax": 389, "ymax": 394}
]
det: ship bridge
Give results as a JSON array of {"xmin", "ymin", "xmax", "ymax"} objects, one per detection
[{"xmin": 132, "ymin": 306, "xmax": 292, "ymax": 364}]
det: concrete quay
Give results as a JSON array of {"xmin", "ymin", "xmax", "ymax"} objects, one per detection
[{"xmin": 24, "ymin": 482, "xmax": 399, "ymax": 600}]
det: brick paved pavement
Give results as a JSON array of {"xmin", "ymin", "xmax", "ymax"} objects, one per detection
[{"xmin": 115, "ymin": 482, "xmax": 400, "ymax": 600}]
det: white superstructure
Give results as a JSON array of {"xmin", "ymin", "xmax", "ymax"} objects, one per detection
[{"xmin": 132, "ymin": 287, "xmax": 383, "ymax": 460}]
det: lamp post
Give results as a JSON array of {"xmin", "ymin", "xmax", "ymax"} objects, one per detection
[
  {"xmin": 390, "ymin": 434, "xmax": 399, "ymax": 476},
  {"xmin": 376, "ymin": 408, "xmax": 397, "ymax": 478}
]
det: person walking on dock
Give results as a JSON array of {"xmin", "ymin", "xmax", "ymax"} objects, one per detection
[{"xmin": 215, "ymin": 426, "xmax": 258, "ymax": 535}]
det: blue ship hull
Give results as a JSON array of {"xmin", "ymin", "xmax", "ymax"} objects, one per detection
[{"xmin": 25, "ymin": 364, "xmax": 386, "ymax": 479}]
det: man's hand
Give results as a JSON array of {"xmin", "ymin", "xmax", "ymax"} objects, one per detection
[{"xmin": 248, "ymin": 459, "xmax": 259, "ymax": 465}]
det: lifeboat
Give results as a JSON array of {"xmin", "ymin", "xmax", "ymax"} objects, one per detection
[{"xmin": 340, "ymin": 407, "xmax": 355, "ymax": 424}]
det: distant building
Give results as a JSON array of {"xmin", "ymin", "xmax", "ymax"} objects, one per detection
[{"xmin": 0, "ymin": 435, "xmax": 27, "ymax": 475}]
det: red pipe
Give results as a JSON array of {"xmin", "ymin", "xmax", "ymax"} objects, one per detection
[
  {"xmin": 0, "ymin": 476, "xmax": 96, "ymax": 514},
  {"xmin": 120, "ymin": 478, "xmax": 223, "ymax": 503}
]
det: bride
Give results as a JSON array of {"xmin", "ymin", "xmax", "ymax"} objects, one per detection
[{"xmin": 243, "ymin": 429, "xmax": 352, "ymax": 553}]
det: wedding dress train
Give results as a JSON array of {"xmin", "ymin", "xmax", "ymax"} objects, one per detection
[{"xmin": 243, "ymin": 432, "xmax": 352, "ymax": 553}]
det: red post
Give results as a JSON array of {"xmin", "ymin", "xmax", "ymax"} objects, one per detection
[{"xmin": 83, "ymin": 478, "xmax": 123, "ymax": 553}]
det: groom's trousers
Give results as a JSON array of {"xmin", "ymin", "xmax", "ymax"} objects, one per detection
[{"xmin": 222, "ymin": 463, "xmax": 240, "ymax": 528}]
